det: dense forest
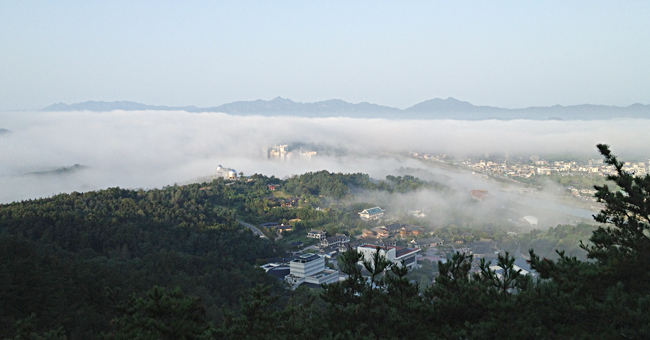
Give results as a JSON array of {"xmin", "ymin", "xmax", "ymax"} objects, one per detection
[
  {"xmin": 2, "ymin": 145, "xmax": 649, "ymax": 339},
  {"xmin": 0, "ymin": 183, "xmax": 281, "ymax": 338}
]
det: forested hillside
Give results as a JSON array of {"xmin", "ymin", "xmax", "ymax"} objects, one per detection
[
  {"xmin": 2, "ymin": 147, "xmax": 649, "ymax": 339},
  {"xmin": 0, "ymin": 183, "xmax": 279, "ymax": 339}
]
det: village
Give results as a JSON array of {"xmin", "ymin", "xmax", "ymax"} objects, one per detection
[
  {"xmin": 410, "ymin": 152, "xmax": 650, "ymax": 203},
  {"xmin": 258, "ymin": 205, "xmax": 531, "ymax": 290},
  {"xmin": 410, "ymin": 152, "xmax": 650, "ymax": 179},
  {"xmin": 208, "ymin": 164, "xmax": 557, "ymax": 290}
]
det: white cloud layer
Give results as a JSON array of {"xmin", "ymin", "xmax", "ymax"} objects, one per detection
[{"xmin": 1, "ymin": 110, "xmax": 648, "ymax": 205}]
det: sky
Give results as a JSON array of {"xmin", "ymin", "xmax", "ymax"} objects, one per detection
[{"xmin": 1, "ymin": 1, "xmax": 649, "ymax": 111}]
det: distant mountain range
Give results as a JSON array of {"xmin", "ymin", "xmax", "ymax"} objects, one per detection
[
  {"xmin": 43, "ymin": 97, "xmax": 650, "ymax": 120},
  {"xmin": 0, "ymin": 128, "xmax": 11, "ymax": 135}
]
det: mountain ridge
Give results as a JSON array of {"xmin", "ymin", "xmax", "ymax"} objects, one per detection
[{"xmin": 43, "ymin": 97, "xmax": 650, "ymax": 120}]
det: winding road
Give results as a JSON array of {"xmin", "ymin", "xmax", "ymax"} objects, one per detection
[{"xmin": 238, "ymin": 220, "xmax": 266, "ymax": 238}]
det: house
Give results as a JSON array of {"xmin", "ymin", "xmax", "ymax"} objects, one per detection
[
  {"xmin": 371, "ymin": 226, "xmax": 389, "ymax": 238},
  {"xmin": 377, "ymin": 238, "xmax": 397, "ymax": 247},
  {"xmin": 469, "ymin": 240, "xmax": 498, "ymax": 258},
  {"xmin": 281, "ymin": 197, "xmax": 300, "ymax": 207},
  {"xmin": 267, "ymin": 184, "xmax": 278, "ymax": 190},
  {"xmin": 450, "ymin": 244, "xmax": 471, "ymax": 254},
  {"xmin": 488, "ymin": 262, "xmax": 535, "ymax": 280},
  {"xmin": 356, "ymin": 244, "xmax": 421, "ymax": 270},
  {"xmin": 349, "ymin": 239, "xmax": 365, "ymax": 249},
  {"xmin": 276, "ymin": 224, "xmax": 293, "ymax": 232},
  {"xmin": 358, "ymin": 206, "xmax": 385, "ymax": 220},
  {"xmin": 361, "ymin": 229, "xmax": 377, "ymax": 238},
  {"xmin": 399, "ymin": 224, "xmax": 423, "ymax": 237},
  {"xmin": 284, "ymin": 254, "xmax": 339, "ymax": 288},
  {"xmin": 321, "ymin": 234, "xmax": 350, "ymax": 248},
  {"xmin": 307, "ymin": 230, "xmax": 327, "ymax": 240},
  {"xmin": 384, "ymin": 223, "xmax": 403, "ymax": 234}
]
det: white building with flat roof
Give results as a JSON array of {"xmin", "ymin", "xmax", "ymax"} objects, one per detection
[{"xmin": 285, "ymin": 253, "xmax": 339, "ymax": 288}]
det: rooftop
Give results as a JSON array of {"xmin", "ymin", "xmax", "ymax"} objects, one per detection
[
  {"xmin": 415, "ymin": 237, "xmax": 443, "ymax": 243},
  {"xmin": 292, "ymin": 253, "xmax": 321, "ymax": 263},
  {"xmin": 362, "ymin": 207, "xmax": 384, "ymax": 215},
  {"xmin": 384, "ymin": 223, "xmax": 402, "ymax": 231}
]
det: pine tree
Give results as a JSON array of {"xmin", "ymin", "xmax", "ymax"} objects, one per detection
[
  {"xmin": 529, "ymin": 144, "xmax": 650, "ymax": 338},
  {"xmin": 104, "ymin": 286, "xmax": 209, "ymax": 340},
  {"xmin": 587, "ymin": 144, "xmax": 650, "ymax": 293}
]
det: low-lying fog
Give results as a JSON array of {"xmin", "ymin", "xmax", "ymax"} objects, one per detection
[{"xmin": 1, "ymin": 110, "xmax": 648, "ymax": 226}]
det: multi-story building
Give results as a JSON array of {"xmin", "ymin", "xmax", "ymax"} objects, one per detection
[
  {"xmin": 264, "ymin": 144, "xmax": 292, "ymax": 161},
  {"xmin": 284, "ymin": 253, "xmax": 339, "ymax": 288}
]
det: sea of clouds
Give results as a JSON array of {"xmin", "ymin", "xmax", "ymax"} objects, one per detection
[{"xmin": 1, "ymin": 110, "xmax": 648, "ymax": 205}]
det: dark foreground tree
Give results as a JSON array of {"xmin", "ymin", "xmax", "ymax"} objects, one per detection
[
  {"xmin": 104, "ymin": 286, "xmax": 209, "ymax": 340},
  {"xmin": 530, "ymin": 144, "xmax": 650, "ymax": 339}
]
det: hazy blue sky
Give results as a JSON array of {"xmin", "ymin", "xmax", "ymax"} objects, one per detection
[{"xmin": 1, "ymin": 1, "xmax": 649, "ymax": 110}]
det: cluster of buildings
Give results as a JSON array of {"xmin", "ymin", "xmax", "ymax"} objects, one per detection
[
  {"xmin": 263, "ymin": 144, "xmax": 292, "ymax": 161},
  {"xmin": 409, "ymin": 152, "xmax": 644, "ymax": 179},
  {"xmin": 267, "ymin": 241, "xmax": 423, "ymax": 289},
  {"xmin": 262, "ymin": 144, "xmax": 317, "ymax": 161},
  {"xmin": 357, "ymin": 223, "xmax": 446, "ymax": 252},
  {"xmin": 307, "ymin": 230, "xmax": 352, "ymax": 248},
  {"xmin": 462, "ymin": 159, "xmax": 621, "ymax": 178},
  {"xmin": 264, "ymin": 224, "xmax": 426, "ymax": 289},
  {"xmin": 262, "ymin": 196, "xmax": 301, "ymax": 207},
  {"xmin": 263, "ymin": 226, "xmax": 536, "ymax": 289},
  {"xmin": 361, "ymin": 223, "xmax": 422, "ymax": 239}
]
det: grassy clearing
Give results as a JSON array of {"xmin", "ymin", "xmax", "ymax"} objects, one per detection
[{"xmin": 272, "ymin": 190, "xmax": 292, "ymax": 198}]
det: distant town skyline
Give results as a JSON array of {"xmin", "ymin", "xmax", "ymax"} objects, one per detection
[{"xmin": 1, "ymin": 1, "xmax": 649, "ymax": 111}]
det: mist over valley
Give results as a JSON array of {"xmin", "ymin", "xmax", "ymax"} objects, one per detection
[
  {"xmin": 4, "ymin": 2, "xmax": 650, "ymax": 337},
  {"xmin": 1, "ymin": 108, "xmax": 641, "ymax": 232}
]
